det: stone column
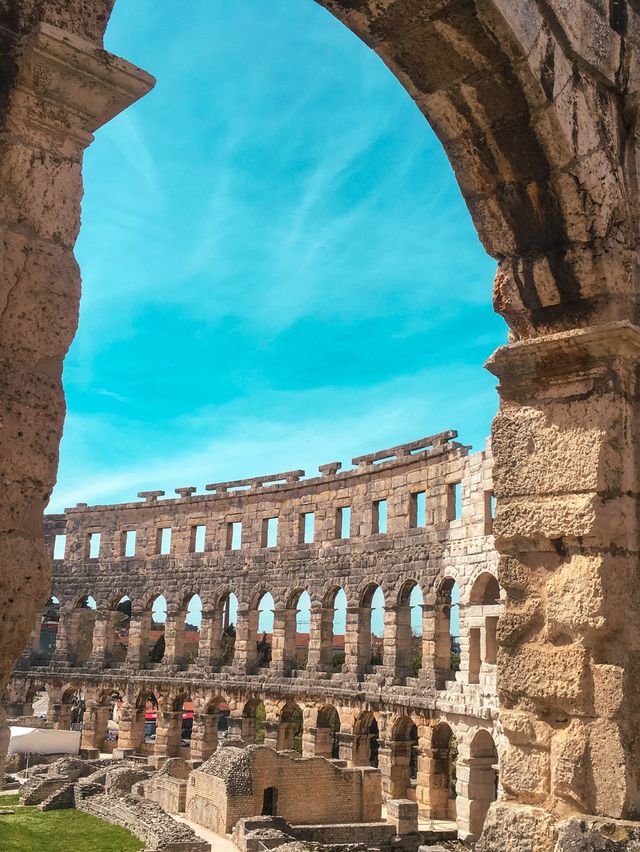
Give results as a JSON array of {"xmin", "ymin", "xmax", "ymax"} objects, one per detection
[
  {"xmin": 50, "ymin": 608, "xmax": 73, "ymax": 665},
  {"xmin": 226, "ymin": 714, "xmax": 246, "ymax": 744},
  {"xmin": 233, "ymin": 607, "xmax": 258, "ymax": 674},
  {"xmin": 307, "ymin": 606, "xmax": 333, "ymax": 672},
  {"xmin": 309, "ymin": 726, "xmax": 331, "ymax": 758},
  {"xmin": 116, "ymin": 703, "xmax": 143, "ymax": 752},
  {"xmin": 81, "ymin": 703, "xmax": 109, "ymax": 751},
  {"xmin": 163, "ymin": 610, "xmax": 187, "ymax": 670},
  {"xmin": 87, "ymin": 609, "xmax": 119, "ymax": 667},
  {"xmin": 195, "ymin": 609, "xmax": 222, "ymax": 670},
  {"xmin": 262, "ymin": 719, "xmax": 279, "ymax": 750},
  {"xmin": 0, "ymin": 19, "xmax": 154, "ymax": 781},
  {"xmin": 340, "ymin": 606, "xmax": 360, "ymax": 677},
  {"xmin": 482, "ymin": 323, "xmax": 640, "ymax": 843},
  {"xmin": 337, "ymin": 731, "xmax": 356, "ymax": 765},
  {"xmin": 418, "ymin": 603, "xmax": 438, "ymax": 688},
  {"xmin": 269, "ymin": 608, "xmax": 295, "ymax": 674},
  {"xmin": 383, "ymin": 605, "xmax": 412, "ymax": 682},
  {"xmin": 126, "ymin": 609, "xmax": 151, "ymax": 669},
  {"xmin": 356, "ymin": 606, "xmax": 372, "ymax": 677},
  {"xmin": 154, "ymin": 710, "xmax": 182, "ymax": 759},
  {"xmin": 190, "ymin": 712, "xmax": 219, "ymax": 762},
  {"xmin": 277, "ymin": 721, "xmax": 296, "ymax": 751}
]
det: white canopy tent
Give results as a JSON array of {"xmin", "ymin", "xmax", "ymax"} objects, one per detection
[{"xmin": 8, "ymin": 726, "xmax": 80, "ymax": 755}]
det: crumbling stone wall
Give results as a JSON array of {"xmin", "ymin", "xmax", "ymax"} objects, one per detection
[{"xmin": 187, "ymin": 745, "xmax": 381, "ymax": 834}]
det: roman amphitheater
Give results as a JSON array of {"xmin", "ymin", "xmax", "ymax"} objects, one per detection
[{"xmin": 3, "ymin": 1, "xmax": 640, "ymax": 850}]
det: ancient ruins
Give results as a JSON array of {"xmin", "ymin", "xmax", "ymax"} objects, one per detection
[
  {"xmin": 7, "ymin": 432, "xmax": 500, "ymax": 843},
  {"xmin": 3, "ymin": 0, "xmax": 640, "ymax": 849}
]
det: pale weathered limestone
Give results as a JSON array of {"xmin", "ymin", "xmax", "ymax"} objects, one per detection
[
  {"xmin": 2, "ymin": 1, "xmax": 640, "ymax": 850},
  {"xmin": 8, "ymin": 433, "xmax": 501, "ymax": 841}
]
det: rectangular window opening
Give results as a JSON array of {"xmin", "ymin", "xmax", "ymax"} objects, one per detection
[
  {"xmin": 227, "ymin": 521, "xmax": 242, "ymax": 551},
  {"xmin": 484, "ymin": 490, "xmax": 495, "ymax": 535},
  {"xmin": 191, "ymin": 524, "xmax": 206, "ymax": 553},
  {"xmin": 88, "ymin": 532, "xmax": 101, "ymax": 559},
  {"xmin": 373, "ymin": 499, "xmax": 388, "ymax": 534},
  {"xmin": 157, "ymin": 527, "xmax": 172, "ymax": 555},
  {"xmin": 410, "ymin": 491, "xmax": 426, "ymax": 529},
  {"xmin": 300, "ymin": 512, "xmax": 315, "ymax": 544},
  {"xmin": 53, "ymin": 534, "xmax": 66, "ymax": 560},
  {"xmin": 262, "ymin": 517, "xmax": 278, "ymax": 548},
  {"xmin": 337, "ymin": 506, "xmax": 351, "ymax": 539},
  {"xmin": 123, "ymin": 529, "xmax": 136, "ymax": 557},
  {"xmin": 448, "ymin": 482, "xmax": 462, "ymax": 521}
]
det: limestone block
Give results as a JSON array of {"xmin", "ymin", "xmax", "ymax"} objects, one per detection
[
  {"xmin": 500, "ymin": 744, "xmax": 550, "ymax": 801},
  {"xmin": 499, "ymin": 643, "xmax": 590, "ymax": 715}
]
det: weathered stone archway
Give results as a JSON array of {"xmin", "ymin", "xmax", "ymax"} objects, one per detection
[{"xmin": 1, "ymin": 2, "xmax": 640, "ymax": 848}]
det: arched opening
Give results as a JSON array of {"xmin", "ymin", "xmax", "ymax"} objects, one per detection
[
  {"xmin": 316, "ymin": 704, "xmax": 341, "ymax": 760},
  {"xmin": 219, "ymin": 591, "xmax": 238, "ymax": 667},
  {"xmin": 358, "ymin": 584, "xmax": 384, "ymax": 675},
  {"xmin": 148, "ymin": 594, "xmax": 167, "ymax": 665},
  {"xmin": 434, "ymin": 578, "xmax": 460, "ymax": 682},
  {"xmin": 465, "ymin": 730, "xmax": 499, "ymax": 839},
  {"xmin": 173, "ymin": 693, "xmax": 194, "ymax": 757},
  {"xmin": 242, "ymin": 698, "xmax": 266, "ymax": 745},
  {"xmin": 107, "ymin": 595, "xmax": 131, "ymax": 666},
  {"xmin": 27, "ymin": 684, "xmax": 49, "ymax": 721},
  {"xmin": 294, "ymin": 589, "xmax": 311, "ymax": 670},
  {"xmin": 320, "ymin": 586, "xmax": 346, "ymax": 674},
  {"xmin": 255, "ymin": 592, "xmax": 274, "ymax": 669},
  {"xmin": 35, "ymin": 596, "xmax": 60, "ymax": 664},
  {"xmin": 59, "ymin": 687, "xmax": 84, "ymax": 731},
  {"xmin": 388, "ymin": 715, "xmax": 420, "ymax": 800},
  {"xmin": 183, "ymin": 593, "xmax": 202, "ymax": 666},
  {"xmin": 279, "ymin": 701, "xmax": 303, "ymax": 753},
  {"xmin": 191, "ymin": 696, "xmax": 227, "ymax": 760},
  {"xmin": 467, "ymin": 573, "xmax": 501, "ymax": 684},
  {"xmin": 96, "ymin": 689, "xmax": 122, "ymax": 753},
  {"xmin": 396, "ymin": 581, "xmax": 423, "ymax": 680},
  {"xmin": 353, "ymin": 710, "xmax": 379, "ymax": 768},
  {"xmin": 429, "ymin": 723, "xmax": 457, "ymax": 821},
  {"xmin": 137, "ymin": 691, "xmax": 159, "ymax": 755},
  {"xmin": 68, "ymin": 595, "xmax": 97, "ymax": 666}
]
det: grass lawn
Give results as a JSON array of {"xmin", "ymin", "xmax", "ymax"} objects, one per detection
[{"xmin": 0, "ymin": 795, "xmax": 144, "ymax": 851}]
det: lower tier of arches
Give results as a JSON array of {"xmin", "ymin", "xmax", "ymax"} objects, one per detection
[{"xmin": 6, "ymin": 671, "xmax": 501, "ymax": 841}]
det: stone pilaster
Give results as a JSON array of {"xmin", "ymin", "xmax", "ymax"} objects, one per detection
[{"xmin": 481, "ymin": 323, "xmax": 640, "ymax": 844}]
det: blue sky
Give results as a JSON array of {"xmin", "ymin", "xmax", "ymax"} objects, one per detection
[{"xmin": 50, "ymin": 0, "xmax": 504, "ymax": 513}]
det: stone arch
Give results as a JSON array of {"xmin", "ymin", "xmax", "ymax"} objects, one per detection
[
  {"xmin": 459, "ymin": 729, "xmax": 499, "ymax": 841},
  {"xmin": 241, "ymin": 697, "xmax": 266, "ymax": 745},
  {"xmin": 253, "ymin": 590, "xmax": 274, "ymax": 670},
  {"xmin": 317, "ymin": 584, "xmax": 347, "ymax": 674},
  {"xmin": 146, "ymin": 593, "xmax": 167, "ymax": 665},
  {"xmin": 58, "ymin": 684, "xmax": 85, "ymax": 731},
  {"xmin": 428, "ymin": 722, "xmax": 458, "ymax": 821},
  {"xmin": 217, "ymin": 590, "xmax": 238, "ymax": 667},
  {"xmin": 277, "ymin": 700, "xmax": 304, "ymax": 753},
  {"xmin": 433, "ymin": 576, "xmax": 460, "ymax": 682},
  {"xmin": 283, "ymin": 587, "xmax": 311, "ymax": 672},
  {"xmin": 34, "ymin": 595, "xmax": 61, "ymax": 664},
  {"xmin": 382, "ymin": 714, "xmax": 420, "ymax": 801},
  {"xmin": 0, "ymin": 2, "xmax": 635, "ymax": 845},
  {"xmin": 352, "ymin": 709, "xmax": 380, "ymax": 768},
  {"xmin": 315, "ymin": 704, "xmax": 341, "ymax": 760},
  {"xmin": 464, "ymin": 572, "xmax": 501, "ymax": 684},
  {"xmin": 105, "ymin": 594, "xmax": 131, "ymax": 666},
  {"xmin": 357, "ymin": 582, "xmax": 385, "ymax": 674},
  {"xmin": 394, "ymin": 579, "xmax": 424, "ymax": 680},
  {"xmin": 316, "ymin": 0, "xmax": 617, "ymax": 338}
]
